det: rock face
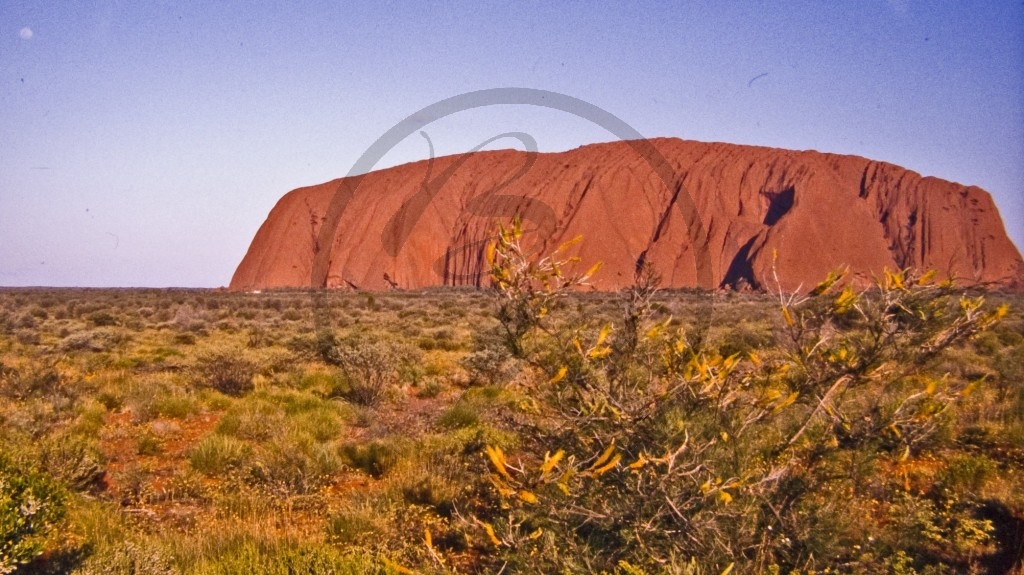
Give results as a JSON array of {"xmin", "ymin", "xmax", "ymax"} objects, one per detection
[{"xmin": 231, "ymin": 139, "xmax": 1022, "ymax": 292}]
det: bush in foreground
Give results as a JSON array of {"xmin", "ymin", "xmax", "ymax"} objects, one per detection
[
  {"xmin": 469, "ymin": 220, "xmax": 1008, "ymax": 574},
  {"xmin": 0, "ymin": 453, "xmax": 66, "ymax": 573}
]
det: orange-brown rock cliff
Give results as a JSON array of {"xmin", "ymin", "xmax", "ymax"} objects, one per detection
[{"xmin": 231, "ymin": 139, "xmax": 1022, "ymax": 291}]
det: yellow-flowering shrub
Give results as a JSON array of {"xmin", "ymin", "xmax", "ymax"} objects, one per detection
[{"xmin": 471, "ymin": 221, "xmax": 1006, "ymax": 574}]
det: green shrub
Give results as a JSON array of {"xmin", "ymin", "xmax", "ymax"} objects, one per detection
[
  {"xmin": 938, "ymin": 454, "xmax": 997, "ymax": 496},
  {"xmin": 288, "ymin": 369, "xmax": 339, "ymax": 393},
  {"xmin": 714, "ymin": 321, "xmax": 772, "ymax": 358},
  {"xmin": 190, "ymin": 435, "xmax": 249, "ymax": 476},
  {"xmin": 471, "ymin": 224, "xmax": 1009, "ymax": 573},
  {"xmin": 150, "ymin": 392, "xmax": 199, "ymax": 420},
  {"xmin": 60, "ymin": 328, "xmax": 129, "ymax": 352},
  {"xmin": 340, "ymin": 441, "xmax": 399, "ymax": 479},
  {"xmin": 417, "ymin": 329, "xmax": 462, "ymax": 352},
  {"xmin": 393, "ymin": 461, "xmax": 464, "ymax": 515},
  {"xmin": 87, "ymin": 311, "xmax": 117, "ymax": 327},
  {"xmin": 216, "ymin": 399, "xmax": 285, "ymax": 441},
  {"xmin": 247, "ymin": 436, "xmax": 340, "ymax": 495},
  {"xmin": 287, "ymin": 405, "xmax": 345, "ymax": 443},
  {"xmin": 325, "ymin": 505, "xmax": 382, "ymax": 547},
  {"xmin": 123, "ymin": 375, "xmax": 191, "ymax": 424},
  {"xmin": 0, "ymin": 362, "xmax": 14, "ymax": 383},
  {"xmin": 890, "ymin": 492, "xmax": 995, "ymax": 561},
  {"xmin": 284, "ymin": 334, "xmax": 321, "ymax": 359},
  {"xmin": 415, "ymin": 377, "xmax": 444, "ymax": 399},
  {"xmin": 0, "ymin": 364, "xmax": 62, "ymax": 400},
  {"xmin": 71, "ymin": 539, "xmax": 176, "ymax": 575},
  {"xmin": 438, "ymin": 402, "xmax": 479, "ymax": 429},
  {"xmin": 0, "ymin": 453, "xmax": 66, "ymax": 572},
  {"xmin": 460, "ymin": 343, "xmax": 518, "ymax": 387},
  {"xmin": 10, "ymin": 312, "xmax": 37, "ymax": 330},
  {"xmin": 415, "ymin": 336, "xmax": 438, "ymax": 351},
  {"xmin": 334, "ymin": 340, "xmax": 399, "ymax": 406},
  {"xmin": 136, "ymin": 433, "xmax": 162, "ymax": 456},
  {"xmin": 70, "ymin": 401, "xmax": 108, "ymax": 438}
]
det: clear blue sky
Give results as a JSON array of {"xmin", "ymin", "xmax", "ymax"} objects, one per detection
[{"xmin": 1, "ymin": 1, "xmax": 1021, "ymax": 287}]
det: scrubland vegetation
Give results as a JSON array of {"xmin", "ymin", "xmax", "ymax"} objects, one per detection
[{"xmin": 1, "ymin": 236, "xmax": 1022, "ymax": 573}]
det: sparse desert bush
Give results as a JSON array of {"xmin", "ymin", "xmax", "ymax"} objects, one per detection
[
  {"xmin": 285, "ymin": 368, "xmax": 340, "ymax": 395},
  {"xmin": 193, "ymin": 350, "xmax": 257, "ymax": 396},
  {"xmin": 937, "ymin": 454, "xmax": 998, "ymax": 497},
  {"xmin": 123, "ymin": 374, "xmax": 190, "ymax": 423},
  {"xmin": 172, "ymin": 304, "xmax": 210, "ymax": 333},
  {"xmin": 284, "ymin": 334, "xmax": 322, "ymax": 359},
  {"xmin": 333, "ymin": 339, "xmax": 401, "ymax": 406},
  {"xmin": 93, "ymin": 375, "xmax": 129, "ymax": 411},
  {"xmin": 416, "ymin": 328, "xmax": 462, "ymax": 352},
  {"xmin": 460, "ymin": 341, "xmax": 519, "ymax": 387},
  {"xmin": 0, "ymin": 362, "xmax": 69, "ymax": 404},
  {"xmin": 86, "ymin": 310, "xmax": 117, "ymax": 327},
  {"xmin": 13, "ymin": 312, "xmax": 37, "ymax": 329},
  {"xmin": 415, "ymin": 377, "xmax": 444, "ymax": 399},
  {"xmin": 15, "ymin": 329, "xmax": 40, "ymax": 346},
  {"xmin": 245, "ymin": 326, "xmax": 268, "ymax": 348},
  {"xmin": 60, "ymin": 328, "xmax": 129, "ymax": 352},
  {"xmin": 36, "ymin": 435, "xmax": 105, "ymax": 492}
]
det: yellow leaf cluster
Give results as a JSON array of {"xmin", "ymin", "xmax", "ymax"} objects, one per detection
[
  {"xmin": 548, "ymin": 366, "xmax": 568, "ymax": 384},
  {"xmin": 834, "ymin": 286, "xmax": 858, "ymax": 313},
  {"xmin": 486, "ymin": 445, "xmax": 512, "ymax": 481},
  {"xmin": 539, "ymin": 449, "xmax": 565, "ymax": 478},
  {"xmin": 585, "ymin": 443, "xmax": 621, "ymax": 477}
]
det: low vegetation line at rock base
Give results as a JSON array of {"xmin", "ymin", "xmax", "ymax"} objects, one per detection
[{"xmin": 0, "ymin": 258, "xmax": 1022, "ymax": 573}]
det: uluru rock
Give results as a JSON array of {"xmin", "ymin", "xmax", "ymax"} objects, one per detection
[{"xmin": 231, "ymin": 139, "xmax": 1022, "ymax": 292}]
